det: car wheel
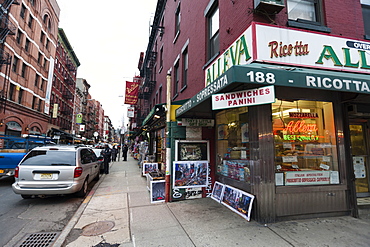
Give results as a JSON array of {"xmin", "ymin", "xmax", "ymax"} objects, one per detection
[
  {"xmin": 76, "ymin": 179, "xmax": 88, "ymax": 198},
  {"xmin": 21, "ymin": 195, "xmax": 32, "ymax": 199}
]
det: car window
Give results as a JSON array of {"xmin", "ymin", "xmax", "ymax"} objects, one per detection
[
  {"xmin": 20, "ymin": 150, "xmax": 76, "ymax": 166},
  {"xmin": 88, "ymin": 149, "xmax": 98, "ymax": 162},
  {"xmin": 80, "ymin": 149, "xmax": 97, "ymax": 164}
]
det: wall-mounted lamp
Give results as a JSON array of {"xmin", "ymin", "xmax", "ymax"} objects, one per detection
[{"xmin": 154, "ymin": 115, "xmax": 160, "ymax": 119}]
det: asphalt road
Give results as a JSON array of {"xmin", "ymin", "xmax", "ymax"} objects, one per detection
[{"xmin": 0, "ymin": 176, "xmax": 95, "ymax": 247}]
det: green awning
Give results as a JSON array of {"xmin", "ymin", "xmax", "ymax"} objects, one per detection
[{"xmin": 175, "ymin": 63, "xmax": 370, "ymax": 118}]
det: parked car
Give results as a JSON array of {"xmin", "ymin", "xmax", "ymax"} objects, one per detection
[
  {"xmin": 92, "ymin": 148, "xmax": 105, "ymax": 173},
  {"xmin": 12, "ymin": 145, "xmax": 100, "ymax": 199}
]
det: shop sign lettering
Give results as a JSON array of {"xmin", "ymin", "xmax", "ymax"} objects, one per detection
[
  {"xmin": 306, "ymin": 75, "xmax": 370, "ymax": 92},
  {"xmin": 205, "ymin": 30, "xmax": 252, "ymax": 86},
  {"xmin": 285, "ymin": 171, "xmax": 331, "ymax": 185},
  {"xmin": 269, "ymin": 41, "xmax": 310, "ymax": 58},
  {"xmin": 212, "ymin": 85, "xmax": 275, "ymax": 110},
  {"xmin": 284, "ymin": 120, "xmax": 318, "ymax": 133}
]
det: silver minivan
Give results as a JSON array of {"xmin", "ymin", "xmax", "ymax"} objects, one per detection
[{"xmin": 12, "ymin": 145, "xmax": 100, "ymax": 199}]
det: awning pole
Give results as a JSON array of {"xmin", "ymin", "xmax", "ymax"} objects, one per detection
[{"xmin": 165, "ymin": 71, "xmax": 171, "ymax": 202}]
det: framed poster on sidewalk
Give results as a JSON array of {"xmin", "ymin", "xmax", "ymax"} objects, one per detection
[
  {"xmin": 173, "ymin": 161, "xmax": 209, "ymax": 188},
  {"xmin": 142, "ymin": 162, "xmax": 158, "ymax": 176},
  {"xmin": 211, "ymin": 181, "xmax": 225, "ymax": 203},
  {"xmin": 221, "ymin": 185, "xmax": 255, "ymax": 221},
  {"xmin": 150, "ymin": 180, "xmax": 165, "ymax": 203}
]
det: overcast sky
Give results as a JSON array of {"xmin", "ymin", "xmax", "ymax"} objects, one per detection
[{"xmin": 57, "ymin": 0, "xmax": 157, "ymax": 129}]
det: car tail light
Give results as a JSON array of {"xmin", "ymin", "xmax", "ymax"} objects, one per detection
[
  {"xmin": 14, "ymin": 166, "xmax": 19, "ymax": 178},
  {"xmin": 74, "ymin": 167, "xmax": 83, "ymax": 178},
  {"xmin": 98, "ymin": 157, "xmax": 104, "ymax": 162}
]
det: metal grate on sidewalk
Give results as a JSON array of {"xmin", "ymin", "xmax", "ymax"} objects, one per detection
[{"xmin": 16, "ymin": 232, "xmax": 60, "ymax": 247}]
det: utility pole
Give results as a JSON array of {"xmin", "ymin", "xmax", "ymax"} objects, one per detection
[{"xmin": 165, "ymin": 72, "xmax": 171, "ymax": 202}]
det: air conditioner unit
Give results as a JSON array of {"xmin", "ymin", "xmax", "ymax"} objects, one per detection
[{"xmin": 254, "ymin": 0, "xmax": 285, "ymax": 14}]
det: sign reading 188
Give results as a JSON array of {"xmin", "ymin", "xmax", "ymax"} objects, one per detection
[{"xmin": 246, "ymin": 71, "xmax": 276, "ymax": 84}]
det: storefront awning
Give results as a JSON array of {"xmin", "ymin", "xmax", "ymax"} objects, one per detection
[{"xmin": 175, "ymin": 63, "xmax": 370, "ymax": 118}]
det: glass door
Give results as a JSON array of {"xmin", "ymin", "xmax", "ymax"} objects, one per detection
[{"xmin": 349, "ymin": 124, "xmax": 370, "ymax": 197}]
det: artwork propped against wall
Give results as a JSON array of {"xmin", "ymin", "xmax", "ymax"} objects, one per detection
[
  {"xmin": 173, "ymin": 161, "xmax": 209, "ymax": 188},
  {"xmin": 211, "ymin": 181, "xmax": 255, "ymax": 221}
]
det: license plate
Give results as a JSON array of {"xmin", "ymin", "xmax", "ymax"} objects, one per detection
[
  {"xmin": 40, "ymin": 173, "xmax": 53, "ymax": 179},
  {"xmin": 0, "ymin": 170, "xmax": 4, "ymax": 173}
]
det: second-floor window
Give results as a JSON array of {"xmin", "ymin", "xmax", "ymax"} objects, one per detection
[
  {"xmin": 207, "ymin": 5, "xmax": 219, "ymax": 60},
  {"xmin": 287, "ymin": 0, "xmax": 319, "ymax": 23},
  {"xmin": 182, "ymin": 48, "xmax": 188, "ymax": 89},
  {"xmin": 362, "ymin": 0, "xmax": 370, "ymax": 39},
  {"xmin": 173, "ymin": 61, "xmax": 179, "ymax": 97},
  {"xmin": 28, "ymin": 14, "xmax": 33, "ymax": 28},
  {"xmin": 18, "ymin": 88, "xmax": 23, "ymax": 104}
]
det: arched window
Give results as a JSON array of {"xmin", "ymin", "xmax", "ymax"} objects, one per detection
[{"xmin": 5, "ymin": 121, "xmax": 22, "ymax": 136}]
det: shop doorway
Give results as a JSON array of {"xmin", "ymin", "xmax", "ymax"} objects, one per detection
[{"xmin": 349, "ymin": 122, "xmax": 370, "ymax": 197}]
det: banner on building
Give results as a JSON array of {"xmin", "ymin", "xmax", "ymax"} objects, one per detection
[
  {"xmin": 52, "ymin": 104, "xmax": 58, "ymax": 118},
  {"xmin": 76, "ymin": 113, "xmax": 82, "ymax": 124},
  {"xmin": 124, "ymin": 81, "xmax": 139, "ymax": 105}
]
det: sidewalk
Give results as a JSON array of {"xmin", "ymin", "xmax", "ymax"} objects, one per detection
[{"xmin": 54, "ymin": 155, "xmax": 370, "ymax": 247}]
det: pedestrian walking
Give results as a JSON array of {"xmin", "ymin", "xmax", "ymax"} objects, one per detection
[
  {"xmin": 101, "ymin": 144, "xmax": 112, "ymax": 174},
  {"xmin": 122, "ymin": 144, "xmax": 128, "ymax": 161},
  {"xmin": 111, "ymin": 146, "xmax": 118, "ymax": 162}
]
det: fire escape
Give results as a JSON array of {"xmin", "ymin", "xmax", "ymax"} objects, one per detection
[
  {"xmin": 0, "ymin": 0, "xmax": 18, "ymax": 115},
  {"xmin": 137, "ymin": 51, "xmax": 157, "ymax": 126}
]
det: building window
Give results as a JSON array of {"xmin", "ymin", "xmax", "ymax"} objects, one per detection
[
  {"xmin": 16, "ymin": 30, "xmax": 23, "ymax": 44},
  {"xmin": 160, "ymin": 46, "xmax": 163, "ymax": 69},
  {"xmin": 37, "ymin": 52, "xmax": 42, "ymax": 64},
  {"xmin": 29, "ymin": 0, "xmax": 35, "ymax": 6},
  {"xmin": 35, "ymin": 74, "xmax": 40, "ymax": 87},
  {"xmin": 272, "ymin": 100, "xmax": 339, "ymax": 186},
  {"xmin": 287, "ymin": 0, "xmax": 319, "ymax": 22},
  {"xmin": 46, "ymin": 39, "xmax": 50, "ymax": 50},
  {"xmin": 40, "ymin": 32, "xmax": 46, "ymax": 44},
  {"xmin": 40, "ymin": 79, "xmax": 45, "ymax": 91},
  {"xmin": 21, "ymin": 63, "xmax": 27, "ymax": 78},
  {"xmin": 362, "ymin": 0, "xmax": 370, "ymax": 39},
  {"xmin": 175, "ymin": 3, "xmax": 181, "ymax": 36},
  {"xmin": 207, "ymin": 5, "xmax": 219, "ymax": 60},
  {"xmin": 43, "ymin": 57, "xmax": 48, "ymax": 69},
  {"xmin": 28, "ymin": 14, "xmax": 33, "ymax": 28},
  {"xmin": 25, "ymin": 38, "xmax": 30, "ymax": 52},
  {"xmin": 32, "ymin": 96, "xmax": 37, "ymax": 109},
  {"xmin": 182, "ymin": 48, "xmax": 188, "ymax": 89},
  {"xmin": 20, "ymin": 4, "xmax": 26, "ymax": 19},
  {"xmin": 9, "ymin": 83, "xmax": 15, "ymax": 101},
  {"xmin": 18, "ymin": 88, "xmax": 23, "ymax": 104},
  {"xmin": 173, "ymin": 61, "xmax": 179, "ymax": 97},
  {"xmin": 12, "ymin": 56, "xmax": 19, "ymax": 73}
]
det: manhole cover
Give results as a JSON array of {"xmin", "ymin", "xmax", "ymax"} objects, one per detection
[
  {"xmin": 17, "ymin": 232, "xmax": 60, "ymax": 247},
  {"xmin": 81, "ymin": 221, "xmax": 115, "ymax": 236}
]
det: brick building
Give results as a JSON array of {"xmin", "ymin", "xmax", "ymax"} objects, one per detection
[
  {"xmin": 0, "ymin": 0, "xmax": 59, "ymax": 136},
  {"xmin": 133, "ymin": 0, "xmax": 370, "ymax": 222},
  {"xmin": 48, "ymin": 28, "xmax": 80, "ymax": 143}
]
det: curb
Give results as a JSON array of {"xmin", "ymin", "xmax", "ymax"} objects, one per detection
[{"xmin": 52, "ymin": 172, "xmax": 107, "ymax": 247}]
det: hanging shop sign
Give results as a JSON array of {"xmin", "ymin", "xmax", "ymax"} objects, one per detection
[
  {"xmin": 205, "ymin": 22, "xmax": 370, "ymax": 87},
  {"xmin": 127, "ymin": 106, "xmax": 134, "ymax": 118},
  {"xmin": 212, "ymin": 85, "xmax": 275, "ymax": 110}
]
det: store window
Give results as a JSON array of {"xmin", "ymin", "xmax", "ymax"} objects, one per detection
[
  {"xmin": 216, "ymin": 107, "xmax": 250, "ymax": 182},
  {"xmin": 272, "ymin": 100, "xmax": 339, "ymax": 186}
]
